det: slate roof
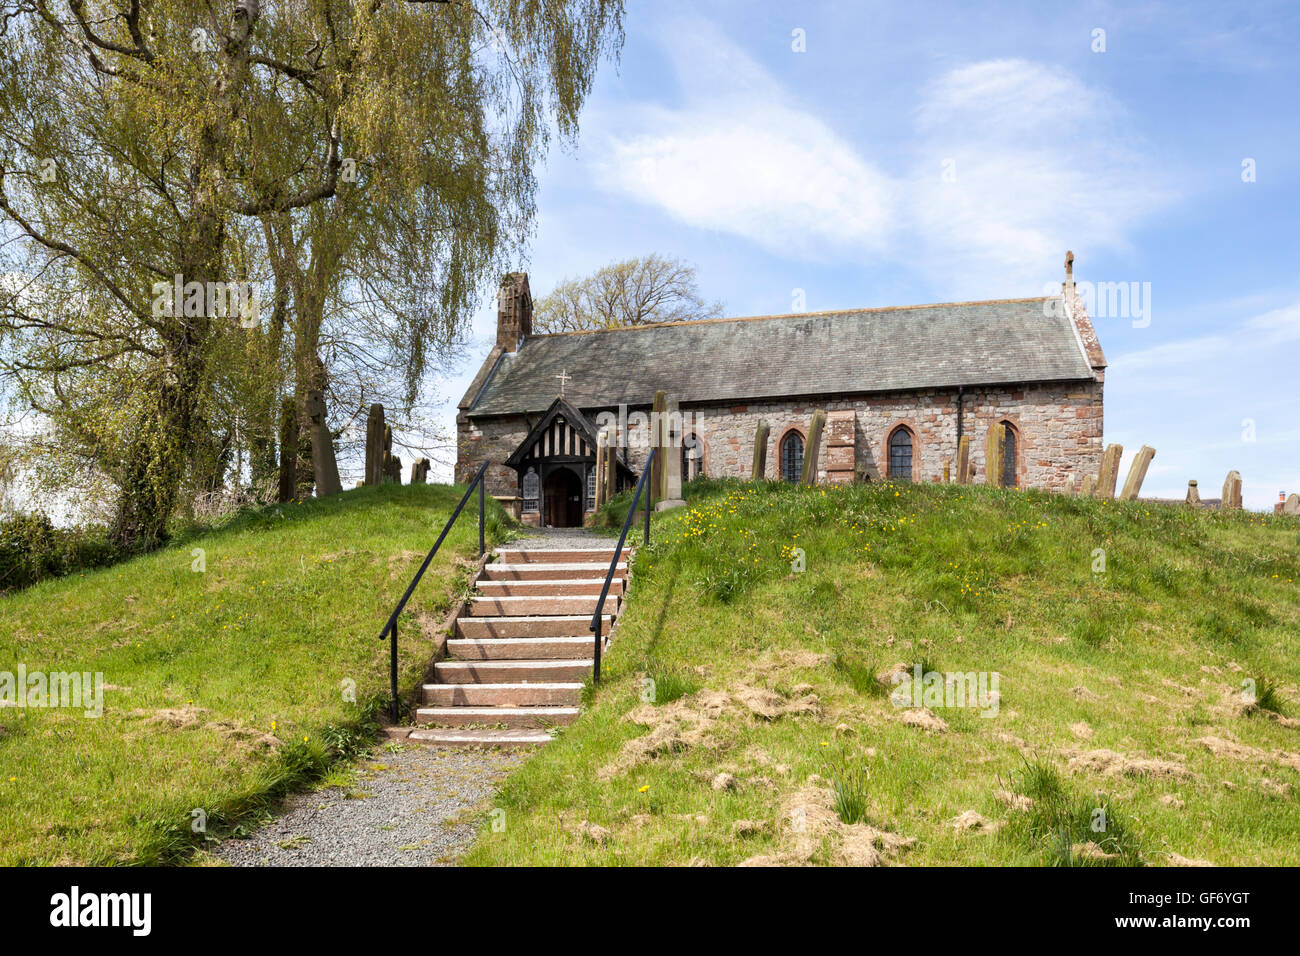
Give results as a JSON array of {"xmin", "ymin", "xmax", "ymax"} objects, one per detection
[{"xmin": 466, "ymin": 297, "xmax": 1098, "ymax": 417}]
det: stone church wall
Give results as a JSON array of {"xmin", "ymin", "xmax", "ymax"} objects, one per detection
[{"xmin": 459, "ymin": 379, "xmax": 1103, "ymax": 495}]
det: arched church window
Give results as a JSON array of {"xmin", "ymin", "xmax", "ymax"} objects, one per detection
[
  {"xmin": 1000, "ymin": 422, "xmax": 1018, "ymax": 488},
  {"xmin": 586, "ymin": 467, "xmax": 597, "ymax": 510},
  {"xmin": 521, "ymin": 467, "xmax": 539, "ymax": 513},
  {"xmin": 888, "ymin": 428, "xmax": 914, "ymax": 480},
  {"xmin": 781, "ymin": 432, "xmax": 804, "ymax": 483}
]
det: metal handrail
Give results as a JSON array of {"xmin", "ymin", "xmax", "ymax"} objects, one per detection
[
  {"xmin": 378, "ymin": 460, "xmax": 489, "ymax": 722},
  {"xmin": 589, "ymin": 448, "xmax": 655, "ymax": 683}
]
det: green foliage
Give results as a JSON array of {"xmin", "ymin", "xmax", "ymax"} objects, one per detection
[
  {"xmin": 0, "ymin": 513, "xmax": 120, "ymax": 592},
  {"xmin": 642, "ymin": 658, "xmax": 700, "ymax": 704}
]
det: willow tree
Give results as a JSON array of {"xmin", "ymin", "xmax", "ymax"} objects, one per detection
[{"xmin": 0, "ymin": 0, "xmax": 623, "ymax": 546}]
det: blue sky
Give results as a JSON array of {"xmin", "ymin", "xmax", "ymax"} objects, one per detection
[{"xmin": 430, "ymin": 0, "xmax": 1300, "ymax": 510}]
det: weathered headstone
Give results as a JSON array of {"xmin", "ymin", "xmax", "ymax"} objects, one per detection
[
  {"xmin": 364, "ymin": 403, "xmax": 385, "ymax": 486},
  {"xmin": 594, "ymin": 432, "xmax": 608, "ymax": 510},
  {"xmin": 943, "ymin": 459, "xmax": 951, "ymax": 483},
  {"xmin": 1095, "ymin": 443, "xmax": 1123, "ymax": 499},
  {"xmin": 956, "ymin": 435, "xmax": 970, "ymax": 484},
  {"xmin": 1221, "ymin": 470, "xmax": 1242, "ymax": 510},
  {"xmin": 1283, "ymin": 493, "xmax": 1300, "ymax": 516},
  {"xmin": 604, "ymin": 431, "xmax": 618, "ymax": 505},
  {"xmin": 305, "ymin": 389, "xmax": 343, "ymax": 498},
  {"xmin": 650, "ymin": 391, "xmax": 666, "ymax": 505},
  {"xmin": 658, "ymin": 400, "xmax": 686, "ymax": 510},
  {"xmin": 1119, "ymin": 445, "xmax": 1156, "ymax": 501},
  {"xmin": 277, "ymin": 396, "xmax": 297, "ymax": 503},
  {"xmin": 381, "ymin": 424, "xmax": 399, "ymax": 484},
  {"xmin": 1081, "ymin": 474, "xmax": 1097, "ymax": 497},
  {"xmin": 752, "ymin": 420, "xmax": 770, "ymax": 480},
  {"xmin": 409, "ymin": 459, "xmax": 430, "ymax": 484},
  {"xmin": 1186, "ymin": 479, "xmax": 1200, "ymax": 506},
  {"xmin": 984, "ymin": 423, "xmax": 1005, "ymax": 488},
  {"xmin": 800, "ymin": 409, "xmax": 827, "ymax": 485}
]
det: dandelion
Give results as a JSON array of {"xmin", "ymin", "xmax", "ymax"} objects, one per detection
[{"xmin": 638, "ymin": 785, "xmax": 650, "ymax": 793}]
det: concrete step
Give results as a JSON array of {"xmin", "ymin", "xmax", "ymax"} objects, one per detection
[
  {"xmin": 475, "ymin": 578, "xmax": 623, "ymax": 597},
  {"xmin": 422, "ymin": 682, "xmax": 583, "ymax": 706},
  {"xmin": 406, "ymin": 728, "xmax": 554, "ymax": 749},
  {"xmin": 455, "ymin": 614, "xmax": 609, "ymax": 639},
  {"xmin": 433, "ymin": 658, "xmax": 594, "ymax": 683},
  {"xmin": 494, "ymin": 547, "xmax": 624, "ymax": 564},
  {"xmin": 414, "ymin": 705, "xmax": 580, "ymax": 728},
  {"xmin": 447, "ymin": 636, "xmax": 596, "ymax": 660},
  {"xmin": 468, "ymin": 594, "xmax": 617, "ymax": 617},
  {"xmin": 482, "ymin": 562, "xmax": 626, "ymax": 581}
]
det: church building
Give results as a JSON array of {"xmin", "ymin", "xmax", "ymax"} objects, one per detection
[{"xmin": 457, "ymin": 256, "xmax": 1106, "ymax": 527}]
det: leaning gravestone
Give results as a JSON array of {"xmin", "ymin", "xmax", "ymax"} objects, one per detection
[
  {"xmin": 1095, "ymin": 443, "xmax": 1123, "ymax": 499},
  {"xmin": 984, "ymin": 423, "xmax": 1004, "ymax": 488},
  {"xmin": 800, "ymin": 410, "xmax": 827, "ymax": 485},
  {"xmin": 365, "ymin": 404, "xmax": 385, "ymax": 486},
  {"xmin": 305, "ymin": 389, "xmax": 343, "ymax": 498},
  {"xmin": 752, "ymin": 420, "xmax": 770, "ymax": 480},
  {"xmin": 956, "ymin": 435, "xmax": 971, "ymax": 484},
  {"xmin": 1120, "ymin": 445, "xmax": 1156, "ymax": 501},
  {"xmin": 1221, "ymin": 470, "xmax": 1242, "ymax": 510}
]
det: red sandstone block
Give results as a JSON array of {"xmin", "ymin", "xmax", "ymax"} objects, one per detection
[{"xmin": 827, "ymin": 446, "xmax": 854, "ymax": 468}]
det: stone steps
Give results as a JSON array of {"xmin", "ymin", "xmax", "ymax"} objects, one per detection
[
  {"xmin": 433, "ymin": 658, "xmax": 595, "ymax": 683},
  {"xmin": 454, "ymin": 614, "xmax": 609, "ymax": 640},
  {"xmin": 392, "ymin": 540, "xmax": 628, "ymax": 749},
  {"xmin": 413, "ymin": 705, "xmax": 581, "ymax": 728},
  {"xmin": 476, "ymin": 578, "xmax": 623, "ymax": 597},
  {"xmin": 446, "ymin": 636, "xmax": 595, "ymax": 660},
  {"xmin": 481, "ymin": 561, "xmax": 625, "ymax": 581}
]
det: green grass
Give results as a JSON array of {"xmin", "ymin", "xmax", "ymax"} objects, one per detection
[
  {"xmin": 0, "ymin": 482, "xmax": 509, "ymax": 864},
  {"xmin": 466, "ymin": 478, "xmax": 1300, "ymax": 866}
]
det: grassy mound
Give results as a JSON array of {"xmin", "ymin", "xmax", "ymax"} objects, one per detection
[
  {"xmin": 467, "ymin": 478, "xmax": 1300, "ymax": 866},
  {"xmin": 0, "ymin": 483, "xmax": 508, "ymax": 864}
]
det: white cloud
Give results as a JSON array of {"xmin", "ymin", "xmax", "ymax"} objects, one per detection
[{"xmin": 594, "ymin": 29, "xmax": 1175, "ymax": 295}]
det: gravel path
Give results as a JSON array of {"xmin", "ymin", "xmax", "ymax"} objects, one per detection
[
  {"xmin": 213, "ymin": 745, "xmax": 522, "ymax": 867},
  {"xmin": 504, "ymin": 527, "xmax": 610, "ymax": 549}
]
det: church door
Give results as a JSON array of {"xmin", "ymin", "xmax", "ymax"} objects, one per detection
[{"xmin": 543, "ymin": 468, "xmax": 584, "ymax": 527}]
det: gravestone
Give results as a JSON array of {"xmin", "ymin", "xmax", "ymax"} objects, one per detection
[
  {"xmin": 594, "ymin": 432, "xmax": 608, "ymax": 510},
  {"xmin": 658, "ymin": 400, "xmax": 685, "ymax": 510},
  {"xmin": 650, "ymin": 391, "xmax": 666, "ymax": 505},
  {"xmin": 1081, "ymin": 474, "xmax": 1097, "ymax": 497},
  {"xmin": 943, "ymin": 459, "xmax": 951, "ymax": 483},
  {"xmin": 277, "ymin": 397, "xmax": 297, "ymax": 503},
  {"xmin": 956, "ymin": 435, "xmax": 970, "ymax": 484},
  {"xmin": 364, "ymin": 403, "xmax": 385, "ymax": 486},
  {"xmin": 1186, "ymin": 480, "xmax": 1200, "ymax": 506},
  {"xmin": 1283, "ymin": 493, "xmax": 1300, "ymax": 516},
  {"xmin": 984, "ymin": 423, "xmax": 1004, "ymax": 488},
  {"xmin": 604, "ymin": 431, "xmax": 618, "ymax": 505},
  {"xmin": 1119, "ymin": 445, "xmax": 1156, "ymax": 501},
  {"xmin": 305, "ymin": 389, "xmax": 343, "ymax": 498},
  {"xmin": 800, "ymin": 409, "xmax": 826, "ymax": 485},
  {"xmin": 752, "ymin": 420, "xmax": 770, "ymax": 480},
  {"xmin": 1221, "ymin": 470, "xmax": 1242, "ymax": 510},
  {"xmin": 381, "ymin": 424, "xmax": 399, "ymax": 484},
  {"xmin": 1095, "ymin": 443, "xmax": 1123, "ymax": 499},
  {"xmin": 409, "ymin": 459, "xmax": 430, "ymax": 484}
]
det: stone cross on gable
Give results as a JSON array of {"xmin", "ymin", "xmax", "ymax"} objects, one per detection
[{"xmin": 555, "ymin": 369, "xmax": 571, "ymax": 398}]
